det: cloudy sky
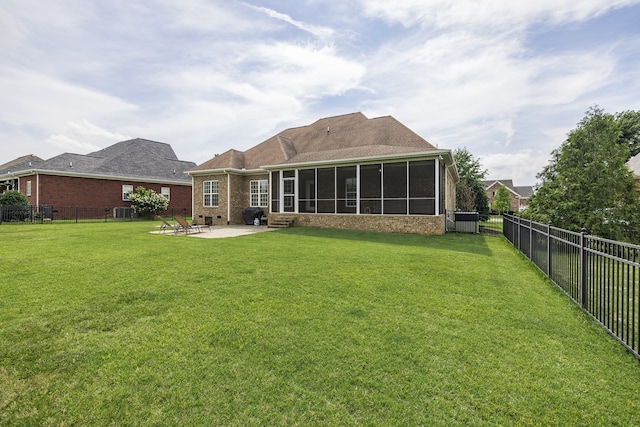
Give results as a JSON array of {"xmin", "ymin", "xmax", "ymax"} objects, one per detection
[{"xmin": 2, "ymin": 1, "xmax": 640, "ymax": 185}]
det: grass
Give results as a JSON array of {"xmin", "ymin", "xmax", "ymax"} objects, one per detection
[
  {"xmin": 479, "ymin": 214, "xmax": 503, "ymax": 233},
  {"xmin": 1, "ymin": 222, "xmax": 639, "ymax": 426}
]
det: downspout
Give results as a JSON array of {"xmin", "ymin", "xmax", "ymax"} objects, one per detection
[
  {"xmin": 227, "ymin": 172, "xmax": 230, "ymax": 225},
  {"xmin": 36, "ymin": 172, "xmax": 40, "ymax": 207},
  {"xmin": 191, "ymin": 175, "xmax": 194, "ymax": 219},
  {"xmin": 435, "ymin": 158, "xmax": 440, "ymax": 215}
]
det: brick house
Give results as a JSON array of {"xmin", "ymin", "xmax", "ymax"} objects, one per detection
[
  {"xmin": 0, "ymin": 139, "xmax": 195, "ymax": 216},
  {"xmin": 188, "ymin": 112, "xmax": 459, "ymax": 235},
  {"xmin": 483, "ymin": 179, "xmax": 534, "ymax": 212}
]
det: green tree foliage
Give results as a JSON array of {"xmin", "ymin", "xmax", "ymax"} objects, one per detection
[
  {"xmin": 492, "ymin": 185, "xmax": 511, "ymax": 213},
  {"xmin": 616, "ymin": 110, "xmax": 640, "ymax": 158},
  {"xmin": 0, "ymin": 190, "xmax": 29, "ymax": 206},
  {"xmin": 453, "ymin": 147, "xmax": 489, "ymax": 213},
  {"xmin": 127, "ymin": 186, "xmax": 169, "ymax": 217},
  {"xmin": 528, "ymin": 106, "xmax": 640, "ymax": 242}
]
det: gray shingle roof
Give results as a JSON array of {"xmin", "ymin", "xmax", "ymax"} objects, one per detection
[
  {"xmin": 34, "ymin": 139, "xmax": 195, "ymax": 182},
  {"xmin": 191, "ymin": 112, "xmax": 438, "ymax": 172},
  {"xmin": 484, "ymin": 179, "xmax": 534, "ymax": 198},
  {"xmin": 0, "ymin": 155, "xmax": 44, "ymax": 175}
]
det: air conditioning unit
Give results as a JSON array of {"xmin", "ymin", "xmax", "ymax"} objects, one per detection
[{"xmin": 113, "ymin": 207, "xmax": 134, "ymax": 219}]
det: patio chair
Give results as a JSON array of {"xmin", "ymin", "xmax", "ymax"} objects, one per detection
[
  {"xmin": 175, "ymin": 216, "xmax": 202, "ymax": 234},
  {"xmin": 155, "ymin": 216, "xmax": 180, "ymax": 233}
]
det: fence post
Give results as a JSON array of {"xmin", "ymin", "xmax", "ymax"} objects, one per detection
[
  {"xmin": 547, "ymin": 224, "xmax": 552, "ymax": 277},
  {"xmin": 529, "ymin": 218, "xmax": 533, "ymax": 259},
  {"xmin": 580, "ymin": 228, "xmax": 588, "ymax": 308}
]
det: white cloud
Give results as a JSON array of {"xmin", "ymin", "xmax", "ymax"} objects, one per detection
[
  {"xmin": 480, "ymin": 150, "xmax": 549, "ymax": 185},
  {"xmin": 358, "ymin": 0, "xmax": 640, "ymax": 29},
  {"xmin": 244, "ymin": 4, "xmax": 335, "ymax": 39}
]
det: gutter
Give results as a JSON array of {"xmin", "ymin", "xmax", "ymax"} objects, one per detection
[
  {"xmin": 262, "ymin": 149, "xmax": 459, "ymax": 182},
  {"xmin": 0, "ymin": 169, "xmax": 192, "ymax": 186}
]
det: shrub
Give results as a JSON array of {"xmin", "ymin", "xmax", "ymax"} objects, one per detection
[
  {"xmin": 127, "ymin": 186, "xmax": 169, "ymax": 217},
  {"xmin": 0, "ymin": 190, "xmax": 29, "ymax": 206}
]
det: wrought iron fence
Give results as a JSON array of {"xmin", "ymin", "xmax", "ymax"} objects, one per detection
[
  {"xmin": 503, "ymin": 214, "xmax": 640, "ymax": 360},
  {"xmin": 0, "ymin": 205, "xmax": 190, "ymax": 224}
]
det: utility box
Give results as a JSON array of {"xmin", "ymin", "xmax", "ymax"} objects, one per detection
[{"xmin": 454, "ymin": 212, "xmax": 479, "ymax": 233}]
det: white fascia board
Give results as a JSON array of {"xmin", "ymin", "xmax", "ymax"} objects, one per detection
[
  {"xmin": 262, "ymin": 149, "xmax": 457, "ymax": 171},
  {"xmin": 0, "ymin": 169, "xmax": 192, "ymax": 186},
  {"xmin": 187, "ymin": 168, "xmax": 266, "ymax": 177}
]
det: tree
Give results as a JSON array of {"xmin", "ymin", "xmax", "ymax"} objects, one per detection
[
  {"xmin": 616, "ymin": 110, "xmax": 640, "ymax": 159},
  {"xmin": 453, "ymin": 147, "xmax": 489, "ymax": 213},
  {"xmin": 127, "ymin": 186, "xmax": 169, "ymax": 217},
  {"xmin": 492, "ymin": 185, "xmax": 511, "ymax": 213},
  {"xmin": 528, "ymin": 106, "xmax": 640, "ymax": 242},
  {"xmin": 0, "ymin": 190, "xmax": 29, "ymax": 206}
]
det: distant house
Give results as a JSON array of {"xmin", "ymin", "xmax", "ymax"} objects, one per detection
[
  {"xmin": 483, "ymin": 179, "xmax": 534, "ymax": 212},
  {"xmin": 188, "ymin": 112, "xmax": 459, "ymax": 235},
  {"xmin": 627, "ymin": 153, "xmax": 640, "ymax": 182},
  {"xmin": 0, "ymin": 139, "xmax": 195, "ymax": 216}
]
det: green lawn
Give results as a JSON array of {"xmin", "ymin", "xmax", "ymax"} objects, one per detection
[{"xmin": 1, "ymin": 222, "xmax": 639, "ymax": 426}]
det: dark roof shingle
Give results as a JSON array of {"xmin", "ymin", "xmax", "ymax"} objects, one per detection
[{"xmin": 190, "ymin": 112, "xmax": 437, "ymax": 172}]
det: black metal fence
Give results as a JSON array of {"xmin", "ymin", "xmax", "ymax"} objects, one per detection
[
  {"xmin": 0, "ymin": 205, "xmax": 190, "ymax": 224},
  {"xmin": 503, "ymin": 214, "xmax": 640, "ymax": 360}
]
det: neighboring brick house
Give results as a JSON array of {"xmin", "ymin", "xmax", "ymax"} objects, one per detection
[
  {"xmin": 0, "ymin": 139, "xmax": 195, "ymax": 216},
  {"xmin": 483, "ymin": 179, "xmax": 534, "ymax": 212},
  {"xmin": 627, "ymin": 153, "xmax": 640, "ymax": 184},
  {"xmin": 188, "ymin": 112, "xmax": 459, "ymax": 235}
]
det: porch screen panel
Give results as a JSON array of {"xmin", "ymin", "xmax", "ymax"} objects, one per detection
[
  {"xmin": 336, "ymin": 166, "xmax": 357, "ymax": 213},
  {"xmin": 298, "ymin": 169, "xmax": 316, "ymax": 213},
  {"xmin": 440, "ymin": 162, "xmax": 445, "ymax": 214},
  {"xmin": 360, "ymin": 164, "xmax": 381, "ymax": 214},
  {"xmin": 282, "ymin": 170, "xmax": 295, "ymax": 213},
  {"xmin": 271, "ymin": 171, "xmax": 280, "ymax": 213},
  {"xmin": 383, "ymin": 162, "xmax": 407, "ymax": 214},
  {"xmin": 316, "ymin": 167, "xmax": 335, "ymax": 213},
  {"xmin": 409, "ymin": 160, "xmax": 436, "ymax": 215}
]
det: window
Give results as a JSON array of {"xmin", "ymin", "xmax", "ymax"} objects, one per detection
[
  {"xmin": 203, "ymin": 180, "xmax": 219, "ymax": 207},
  {"xmin": 161, "ymin": 187, "xmax": 170, "ymax": 201},
  {"xmin": 26, "ymin": 180, "xmax": 32, "ymax": 196},
  {"xmin": 122, "ymin": 184, "xmax": 133, "ymax": 201},
  {"xmin": 250, "ymin": 179, "xmax": 268, "ymax": 207}
]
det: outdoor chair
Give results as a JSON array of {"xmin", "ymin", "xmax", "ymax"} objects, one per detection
[
  {"xmin": 155, "ymin": 215, "xmax": 180, "ymax": 233},
  {"xmin": 175, "ymin": 216, "xmax": 203, "ymax": 234}
]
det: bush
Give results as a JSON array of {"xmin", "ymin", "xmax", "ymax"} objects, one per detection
[
  {"xmin": 127, "ymin": 186, "xmax": 169, "ymax": 217},
  {"xmin": 0, "ymin": 190, "xmax": 29, "ymax": 206}
]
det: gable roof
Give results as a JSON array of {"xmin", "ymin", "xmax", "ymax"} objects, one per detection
[
  {"xmin": 1, "ymin": 139, "xmax": 195, "ymax": 183},
  {"xmin": 0, "ymin": 155, "xmax": 44, "ymax": 175},
  {"xmin": 484, "ymin": 179, "xmax": 534, "ymax": 198},
  {"xmin": 190, "ymin": 112, "xmax": 441, "ymax": 172}
]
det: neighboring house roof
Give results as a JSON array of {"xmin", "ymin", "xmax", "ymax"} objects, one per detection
[
  {"xmin": 0, "ymin": 139, "xmax": 196, "ymax": 184},
  {"xmin": 627, "ymin": 153, "xmax": 640, "ymax": 178},
  {"xmin": 190, "ymin": 112, "xmax": 447, "ymax": 173},
  {"xmin": 483, "ymin": 180, "xmax": 534, "ymax": 198},
  {"xmin": 0, "ymin": 155, "xmax": 44, "ymax": 175}
]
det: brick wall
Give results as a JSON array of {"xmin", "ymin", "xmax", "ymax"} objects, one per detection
[
  {"xmin": 271, "ymin": 213, "xmax": 446, "ymax": 235},
  {"xmin": 192, "ymin": 172, "xmax": 269, "ymax": 225},
  {"xmin": 19, "ymin": 174, "xmax": 192, "ymax": 214},
  {"xmin": 486, "ymin": 182, "xmax": 525, "ymax": 212}
]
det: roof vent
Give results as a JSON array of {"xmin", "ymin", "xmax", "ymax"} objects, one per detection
[
  {"xmin": 327, "ymin": 127, "xmax": 330, "ymax": 133},
  {"xmin": 69, "ymin": 161, "xmax": 73, "ymax": 167}
]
